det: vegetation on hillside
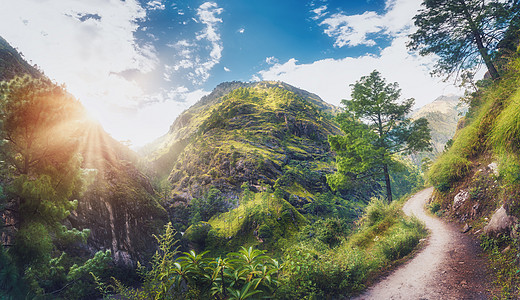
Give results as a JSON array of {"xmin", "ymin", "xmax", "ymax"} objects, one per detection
[
  {"xmin": 0, "ymin": 76, "xmax": 111, "ymax": 298},
  {"xmin": 428, "ymin": 43, "xmax": 520, "ymax": 297}
]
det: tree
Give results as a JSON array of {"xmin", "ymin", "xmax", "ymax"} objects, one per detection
[
  {"xmin": 0, "ymin": 75, "xmax": 108, "ymax": 297},
  {"xmin": 408, "ymin": 0, "xmax": 520, "ymax": 81},
  {"xmin": 328, "ymin": 70, "xmax": 431, "ymax": 203}
]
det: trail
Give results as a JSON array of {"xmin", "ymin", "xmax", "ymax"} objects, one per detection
[{"xmin": 356, "ymin": 187, "xmax": 491, "ymax": 300}]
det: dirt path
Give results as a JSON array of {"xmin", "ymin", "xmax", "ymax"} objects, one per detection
[{"xmin": 355, "ymin": 187, "xmax": 491, "ymax": 300}]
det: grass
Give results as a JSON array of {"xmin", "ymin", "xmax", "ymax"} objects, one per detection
[
  {"xmin": 277, "ymin": 196, "xmax": 427, "ymax": 298},
  {"xmin": 480, "ymin": 235, "xmax": 520, "ymax": 298},
  {"xmin": 187, "ymin": 192, "xmax": 307, "ymax": 255},
  {"xmin": 429, "ymin": 54, "xmax": 520, "ymax": 192}
]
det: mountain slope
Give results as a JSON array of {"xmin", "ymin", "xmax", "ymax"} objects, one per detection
[
  {"xmin": 146, "ymin": 81, "xmax": 341, "ymax": 202},
  {"xmin": 0, "ymin": 36, "xmax": 42, "ymax": 82},
  {"xmin": 0, "ymin": 36, "xmax": 167, "ymax": 266},
  {"xmin": 410, "ymin": 95, "xmax": 466, "ymax": 164}
]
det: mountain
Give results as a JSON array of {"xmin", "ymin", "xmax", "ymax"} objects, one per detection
[
  {"xmin": 0, "ymin": 36, "xmax": 166, "ymax": 267},
  {"xmin": 410, "ymin": 95, "xmax": 467, "ymax": 164},
  {"xmin": 145, "ymin": 81, "xmax": 341, "ymax": 200},
  {"xmin": 142, "ymin": 81, "xmax": 348, "ymax": 236},
  {"xmin": 0, "ymin": 36, "xmax": 42, "ymax": 82}
]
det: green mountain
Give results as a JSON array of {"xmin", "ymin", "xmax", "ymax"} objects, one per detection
[{"xmin": 145, "ymin": 81, "xmax": 342, "ymax": 202}]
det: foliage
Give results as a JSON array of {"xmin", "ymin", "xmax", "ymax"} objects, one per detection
[
  {"xmin": 0, "ymin": 75, "xmax": 111, "ymax": 297},
  {"xmin": 329, "ymin": 70, "xmax": 431, "ymax": 202},
  {"xmin": 408, "ymin": 0, "xmax": 520, "ymax": 81},
  {"xmin": 278, "ymin": 197, "xmax": 427, "ymax": 298},
  {"xmin": 0, "ymin": 245, "xmax": 25, "ymax": 299},
  {"xmin": 189, "ymin": 187, "xmax": 231, "ymax": 224},
  {"xmin": 98, "ymin": 222, "xmax": 282, "ymax": 299},
  {"xmin": 480, "ymin": 235, "xmax": 520, "ymax": 298}
]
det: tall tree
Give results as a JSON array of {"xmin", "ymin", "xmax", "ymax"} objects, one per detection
[
  {"xmin": 408, "ymin": 0, "xmax": 520, "ymax": 81},
  {"xmin": 328, "ymin": 71, "xmax": 431, "ymax": 203}
]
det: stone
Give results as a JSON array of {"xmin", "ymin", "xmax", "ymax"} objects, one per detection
[
  {"xmin": 471, "ymin": 203, "xmax": 480, "ymax": 218},
  {"xmin": 462, "ymin": 223, "xmax": 472, "ymax": 233},
  {"xmin": 484, "ymin": 205, "xmax": 518, "ymax": 237},
  {"xmin": 488, "ymin": 162, "xmax": 499, "ymax": 176},
  {"xmin": 453, "ymin": 190, "xmax": 469, "ymax": 210}
]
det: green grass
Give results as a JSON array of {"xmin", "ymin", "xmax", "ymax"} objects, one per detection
[
  {"xmin": 429, "ymin": 54, "xmax": 520, "ymax": 192},
  {"xmin": 185, "ymin": 192, "xmax": 307, "ymax": 255},
  {"xmin": 277, "ymin": 196, "xmax": 427, "ymax": 298}
]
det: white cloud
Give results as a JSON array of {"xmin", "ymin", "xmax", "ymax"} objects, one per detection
[
  {"xmin": 146, "ymin": 0, "xmax": 165, "ymax": 11},
  {"xmin": 319, "ymin": 0, "xmax": 421, "ymax": 47},
  {"xmin": 224, "ymin": 66, "xmax": 230, "ymax": 72},
  {"xmin": 0, "ymin": 0, "xmax": 158, "ymax": 108},
  {"xmin": 266, "ymin": 56, "xmax": 278, "ymax": 65},
  {"xmin": 0, "ymin": 0, "xmax": 196, "ymax": 146},
  {"xmin": 256, "ymin": 36, "xmax": 462, "ymax": 108},
  {"xmin": 168, "ymin": 2, "xmax": 224, "ymax": 85},
  {"xmin": 311, "ymin": 5, "xmax": 328, "ymax": 20},
  {"xmin": 257, "ymin": 0, "xmax": 462, "ymax": 109},
  {"xmin": 238, "ymin": 28, "xmax": 245, "ymax": 34}
]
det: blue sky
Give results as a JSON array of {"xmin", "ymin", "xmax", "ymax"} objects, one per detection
[{"xmin": 0, "ymin": 0, "xmax": 462, "ymax": 147}]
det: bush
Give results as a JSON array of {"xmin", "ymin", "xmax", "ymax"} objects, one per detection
[
  {"xmin": 429, "ymin": 202, "xmax": 441, "ymax": 214},
  {"xmin": 363, "ymin": 198, "xmax": 392, "ymax": 226},
  {"xmin": 184, "ymin": 222, "xmax": 211, "ymax": 249},
  {"xmin": 377, "ymin": 228, "xmax": 420, "ymax": 261}
]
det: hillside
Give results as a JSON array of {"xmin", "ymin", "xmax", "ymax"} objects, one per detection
[
  {"xmin": 144, "ymin": 81, "xmax": 343, "ymax": 205},
  {"xmin": 428, "ymin": 48, "xmax": 520, "ymax": 297},
  {"xmin": 0, "ymin": 36, "xmax": 42, "ymax": 82},
  {"xmin": 0, "ymin": 36, "xmax": 167, "ymax": 269}
]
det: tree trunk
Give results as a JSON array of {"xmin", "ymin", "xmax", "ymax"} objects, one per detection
[
  {"xmin": 383, "ymin": 163, "xmax": 393, "ymax": 203},
  {"xmin": 474, "ymin": 32, "xmax": 500, "ymax": 79},
  {"xmin": 459, "ymin": 0, "xmax": 500, "ymax": 80}
]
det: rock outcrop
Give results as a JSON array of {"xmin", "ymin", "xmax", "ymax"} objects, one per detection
[{"xmin": 69, "ymin": 122, "xmax": 167, "ymax": 266}]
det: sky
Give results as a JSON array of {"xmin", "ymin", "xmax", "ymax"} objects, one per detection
[{"xmin": 0, "ymin": 0, "xmax": 463, "ymax": 147}]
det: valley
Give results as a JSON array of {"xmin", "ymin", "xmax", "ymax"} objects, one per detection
[{"xmin": 1, "ymin": 0, "xmax": 520, "ymax": 299}]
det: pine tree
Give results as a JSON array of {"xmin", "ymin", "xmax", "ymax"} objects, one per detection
[{"xmin": 328, "ymin": 71, "xmax": 431, "ymax": 203}]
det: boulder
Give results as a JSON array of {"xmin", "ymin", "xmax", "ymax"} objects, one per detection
[{"xmin": 484, "ymin": 205, "xmax": 517, "ymax": 237}]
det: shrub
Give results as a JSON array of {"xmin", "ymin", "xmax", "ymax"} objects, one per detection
[
  {"xmin": 429, "ymin": 202, "xmax": 441, "ymax": 214},
  {"xmin": 377, "ymin": 228, "xmax": 420, "ymax": 261},
  {"xmin": 363, "ymin": 198, "xmax": 392, "ymax": 226}
]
